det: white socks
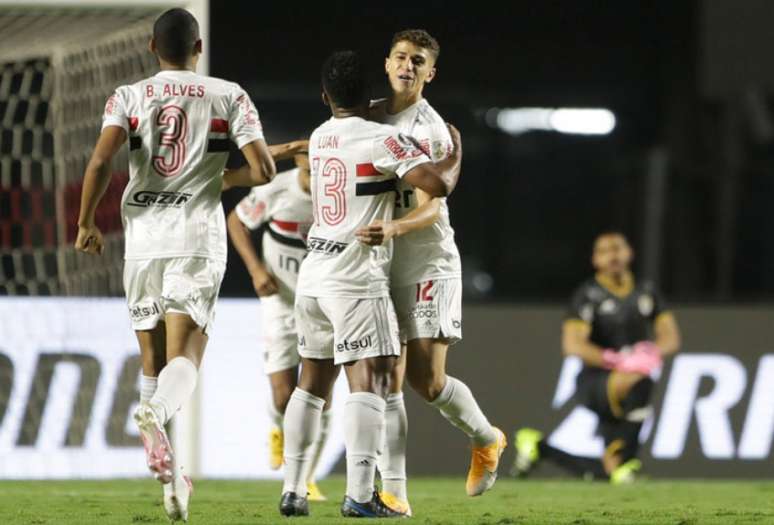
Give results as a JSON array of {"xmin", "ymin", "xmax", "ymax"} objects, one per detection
[
  {"xmin": 307, "ymin": 408, "xmax": 332, "ymax": 483},
  {"xmin": 282, "ymin": 388, "xmax": 325, "ymax": 496},
  {"xmin": 430, "ymin": 376, "xmax": 496, "ymax": 447},
  {"xmin": 140, "ymin": 375, "xmax": 158, "ymax": 403},
  {"xmin": 268, "ymin": 400, "xmax": 284, "ymax": 430},
  {"xmin": 377, "ymin": 392, "xmax": 408, "ymax": 500},
  {"xmin": 149, "ymin": 357, "xmax": 198, "ymax": 425},
  {"xmin": 345, "ymin": 392, "xmax": 386, "ymax": 503}
]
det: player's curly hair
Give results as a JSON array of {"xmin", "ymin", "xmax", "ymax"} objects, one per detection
[
  {"xmin": 321, "ymin": 50, "xmax": 369, "ymax": 108},
  {"xmin": 391, "ymin": 29, "xmax": 440, "ymax": 61}
]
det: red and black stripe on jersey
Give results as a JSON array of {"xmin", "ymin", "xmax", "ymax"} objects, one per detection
[{"xmin": 354, "ymin": 162, "xmax": 396, "ymax": 196}]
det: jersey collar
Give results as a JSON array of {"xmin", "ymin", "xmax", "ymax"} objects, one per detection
[{"xmin": 595, "ymin": 271, "xmax": 635, "ymax": 298}]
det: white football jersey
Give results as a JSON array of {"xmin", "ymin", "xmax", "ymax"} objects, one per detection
[
  {"xmin": 371, "ymin": 98, "xmax": 461, "ymax": 286},
  {"xmin": 234, "ymin": 168, "xmax": 312, "ymax": 300},
  {"xmin": 296, "ymin": 116, "xmax": 431, "ymax": 298},
  {"xmin": 102, "ymin": 69, "xmax": 264, "ymax": 262}
]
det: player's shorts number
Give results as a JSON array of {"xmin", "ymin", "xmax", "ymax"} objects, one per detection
[
  {"xmin": 320, "ymin": 158, "xmax": 347, "ymax": 225},
  {"xmin": 416, "ymin": 280, "xmax": 434, "ymax": 302},
  {"xmin": 152, "ymin": 105, "xmax": 188, "ymax": 177}
]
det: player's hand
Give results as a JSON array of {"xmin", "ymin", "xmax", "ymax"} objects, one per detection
[
  {"xmin": 74, "ymin": 224, "xmax": 104, "ymax": 255},
  {"xmin": 251, "ymin": 269, "xmax": 279, "ymax": 297},
  {"xmin": 615, "ymin": 342, "xmax": 663, "ymax": 375},
  {"xmin": 355, "ymin": 220, "xmax": 398, "ymax": 246},
  {"xmin": 446, "ymin": 123, "xmax": 462, "ymax": 157}
]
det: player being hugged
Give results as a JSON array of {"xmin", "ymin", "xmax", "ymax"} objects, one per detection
[
  {"xmin": 74, "ymin": 8, "xmax": 281, "ymax": 522},
  {"xmin": 278, "ymin": 50, "xmax": 462, "ymax": 518},
  {"xmin": 365, "ymin": 29, "xmax": 507, "ymax": 513},
  {"xmin": 226, "ymin": 148, "xmax": 333, "ymax": 501},
  {"xmin": 513, "ymin": 232, "xmax": 681, "ymax": 483}
]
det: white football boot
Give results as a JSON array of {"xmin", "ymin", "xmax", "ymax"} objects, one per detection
[
  {"xmin": 133, "ymin": 402, "xmax": 174, "ymax": 484},
  {"xmin": 163, "ymin": 465, "xmax": 193, "ymax": 522}
]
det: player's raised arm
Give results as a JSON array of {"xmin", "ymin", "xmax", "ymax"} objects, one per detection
[
  {"xmin": 75, "ymin": 124, "xmax": 127, "ymax": 255},
  {"xmin": 401, "ymin": 123, "xmax": 462, "ymax": 197},
  {"xmin": 223, "ymin": 140, "xmax": 308, "ymax": 190}
]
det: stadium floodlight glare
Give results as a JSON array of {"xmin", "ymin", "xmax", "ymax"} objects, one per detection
[{"xmin": 491, "ymin": 107, "xmax": 616, "ymax": 136}]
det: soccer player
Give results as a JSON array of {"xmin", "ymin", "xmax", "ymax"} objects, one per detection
[
  {"xmin": 365, "ymin": 29, "xmax": 506, "ymax": 512},
  {"xmin": 513, "ymin": 232, "xmax": 681, "ymax": 483},
  {"xmin": 278, "ymin": 50, "xmax": 462, "ymax": 518},
  {"xmin": 226, "ymin": 149, "xmax": 332, "ymax": 501},
  {"xmin": 75, "ymin": 8, "xmax": 277, "ymax": 521}
]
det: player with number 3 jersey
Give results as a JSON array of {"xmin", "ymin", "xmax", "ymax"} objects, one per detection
[{"xmin": 75, "ymin": 9, "xmax": 278, "ymax": 522}]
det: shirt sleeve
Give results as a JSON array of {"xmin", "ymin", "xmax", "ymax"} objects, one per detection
[
  {"xmin": 371, "ymin": 129, "xmax": 432, "ymax": 178},
  {"xmin": 234, "ymin": 185, "xmax": 274, "ymax": 230},
  {"xmin": 414, "ymin": 122, "xmax": 454, "ymax": 162},
  {"xmin": 566, "ymin": 285, "xmax": 594, "ymax": 325},
  {"xmin": 229, "ymin": 85, "xmax": 265, "ymax": 149},
  {"xmin": 101, "ymin": 89, "xmax": 129, "ymax": 133},
  {"xmin": 648, "ymin": 284, "xmax": 669, "ymax": 321}
]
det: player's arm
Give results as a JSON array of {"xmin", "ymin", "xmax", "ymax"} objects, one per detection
[
  {"xmin": 226, "ymin": 210, "xmax": 278, "ymax": 297},
  {"xmin": 653, "ymin": 312, "xmax": 681, "ymax": 356},
  {"xmin": 401, "ymin": 124, "xmax": 462, "ymax": 198},
  {"xmin": 223, "ymin": 140, "xmax": 308, "ymax": 190},
  {"xmin": 562, "ymin": 319, "xmax": 609, "ymax": 368},
  {"xmin": 222, "ymin": 139, "xmax": 277, "ymax": 190},
  {"xmin": 75, "ymin": 125, "xmax": 127, "ymax": 255},
  {"xmin": 356, "ymin": 188, "xmax": 440, "ymax": 245}
]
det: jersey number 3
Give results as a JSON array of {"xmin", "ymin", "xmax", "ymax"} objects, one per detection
[
  {"xmin": 152, "ymin": 105, "xmax": 188, "ymax": 177},
  {"xmin": 316, "ymin": 158, "xmax": 347, "ymax": 225}
]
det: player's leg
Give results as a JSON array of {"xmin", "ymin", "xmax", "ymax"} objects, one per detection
[
  {"xmin": 405, "ymin": 337, "xmax": 505, "ymax": 496},
  {"xmin": 377, "ymin": 348, "xmax": 409, "ymax": 512},
  {"xmin": 305, "ymin": 391, "xmax": 333, "ymax": 502},
  {"xmin": 603, "ymin": 371, "xmax": 654, "ymax": 484},
  {"xmin": 340, "ymin": 354, "xmax": 400, "ymax": 516},
  {"xmin": 326, "ymin": 296, "xmax": 405, "ymax": 518},
  {"xmin": 137, "ymin": 322, "xmax": 167, "ymax": 403},
  {"xmin": 261, "ymin": 295, "xmax": 301, "ymax": 470},
  {"xmin": 280, "ymin": 295, "xmax": 338, "ymax": 516},
  {"xmin": 266, "ymin": 367, "xmax": 297, "ymax": 470},
  {"xmin": 511, "ymin": 427, "xmax": 608, "ymax": 480},
  {"xmin": 515, "ymin": 369, "xmax": 612, "ymax": 479}
]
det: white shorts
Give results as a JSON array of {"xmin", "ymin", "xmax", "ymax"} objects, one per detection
[
  {"xmin": 392, "ymin": 278, "xmax": 462, "ymax": 344},
  {"xmin": 123, "ymin": 257, "xmax": 225, "ymax": 334},
  {"xmin": 261, "ymin": 294, "xmax": 300, "ymax": 375},
  {"xmin": 294, "ymin": 295, "xmax": 400, "ymax": 365}
]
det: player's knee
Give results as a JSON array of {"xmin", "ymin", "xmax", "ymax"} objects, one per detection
[
  {"xmin": 273, "ymin": 385, "xmax": 295, "ymax": 413},
  {"xmin": 620, "ymin": 377, "xmax": 654, "ymax": 415},
  {"xmin": 406, "ymin": 367, "xmax": 445, "ymax": 402}
]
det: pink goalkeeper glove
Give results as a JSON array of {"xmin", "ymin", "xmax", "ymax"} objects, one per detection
[{"xmin": 615, "ymin": 341, "xmax": 663, "ymax": 375}]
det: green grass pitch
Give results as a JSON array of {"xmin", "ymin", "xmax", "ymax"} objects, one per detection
[{"xmin": 1, "ymin": 477, "xmax": 773, "ymax": 524}]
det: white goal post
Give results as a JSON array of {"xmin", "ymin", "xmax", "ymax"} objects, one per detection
[{"xmin": 0, "ymin": 0, "xmax": 208, "ymax": 476}]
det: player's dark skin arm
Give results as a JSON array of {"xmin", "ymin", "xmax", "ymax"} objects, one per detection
[
  {"xmin": 562, "ymin": 320, "xmax": 608, "ymax": 368},
  {"xmin": 221, "ymin": 138, "xmax": 278, "ymax": 190},
  {"xmin": 225, "ymin": 211, "xmax": 278, "ymax": 296},
  {"xmin": 401, "ymin": 124, "xmax": 462, "ymax": 198},
  {"xmin": 74, "ymin": 125, "xmax": 127, "ymax": 255}
]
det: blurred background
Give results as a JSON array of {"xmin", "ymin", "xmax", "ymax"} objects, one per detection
[{"xmin": 1, "ymin": 0, "xmax": 774, "ymax": 481}]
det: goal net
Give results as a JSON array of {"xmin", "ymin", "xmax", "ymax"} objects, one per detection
[{"xmin": 0, "ymin": 7, "xmax": 162, "ymax": 296}]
